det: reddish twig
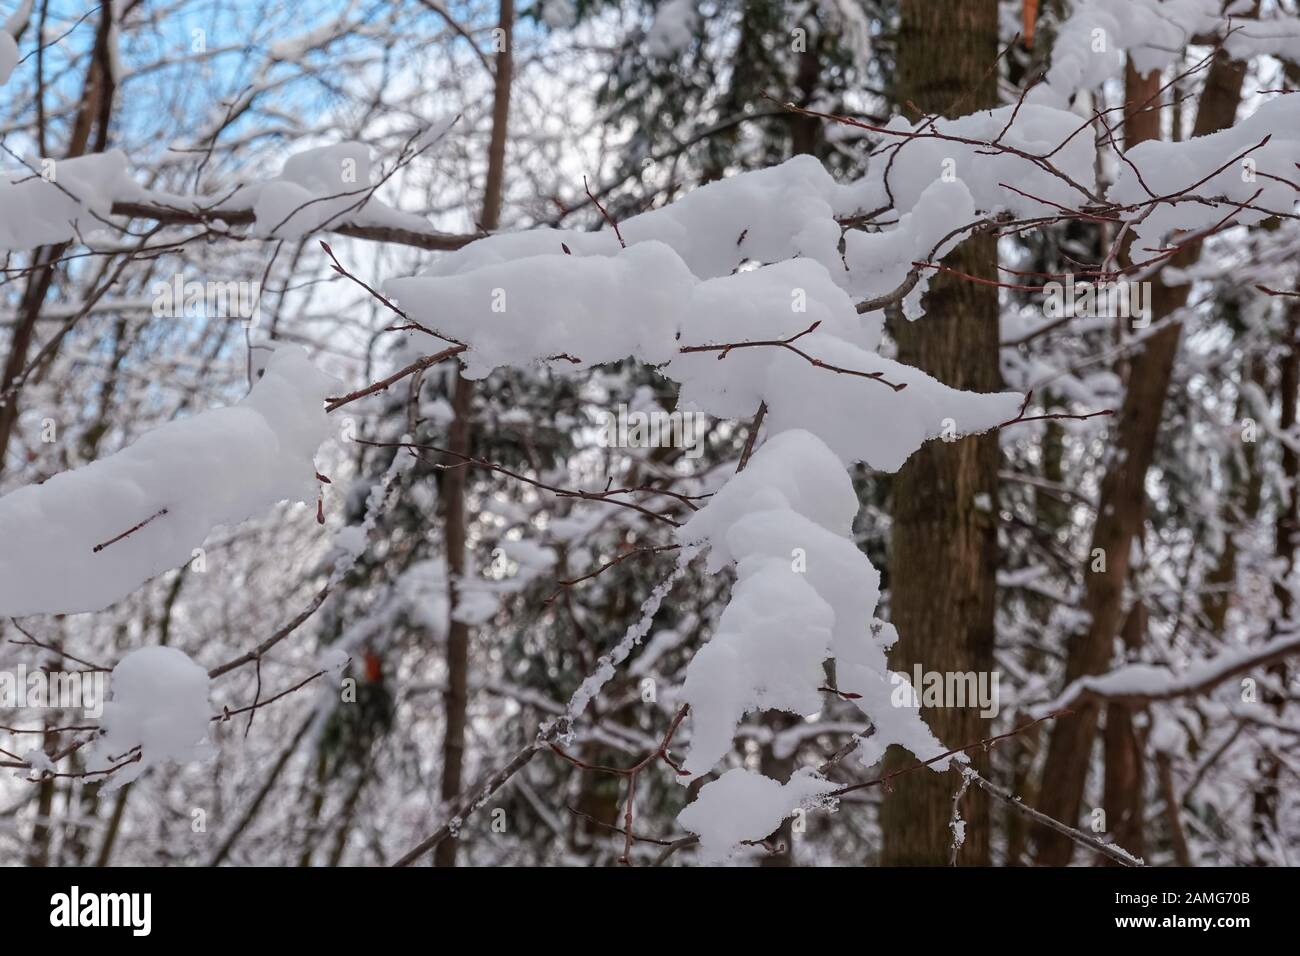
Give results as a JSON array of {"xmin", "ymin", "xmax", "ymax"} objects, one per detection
[
  {"xmin": 325, "ymin": 346, "xmax": 466, "ymax": 412},
  {"xmin": 543, "ymin": 544, "xmax": 682, "ymax": 605},
  {"xmin": 584, "ymin": 175, "xmax": 626, "ymax": 248},
  {"xmin": 829, "ymin": 709, "xmax": 1070, "ymax": 798},
  {"xmin": 92, "ymin": 508, "xmax": 169, "ymax": 554},
  {"xmin": 549, "ymin": 704, "xmax": 690, "ymax": 864},
  {"xmin": 358, "ymin": 439, "xmax": 696, "ymax": 527},
  {"xmin": 998, "ymin": 390, "xmax": 1114, "ymax": 429},
  {"xmin": 680, "ymin": 320, "xmax": 907, "ymax": 391}
]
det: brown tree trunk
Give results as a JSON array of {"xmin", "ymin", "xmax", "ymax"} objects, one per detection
[
  {"xmin": 435, "ymin": 374, "xmax": 475, "ymax": 868},
  {"xmin": 1092, "ymin": 65, "xmax": 1164, "ymax": 865},
  {"xmin": 789, "ymin": 16, "xmax": 822, "ymax": 158},
  {"xmin": 434, "ymin": 0, "xmax": 513, "ymax": 868},
  {"xmin": 1032, "ymin": 50, "xmax": 1250, "ymax": 865},
  {"xmin": 1253, "ymin": 302, "xmax": 1299, "ymax": 860},
  {"xmin": 1204, "ymin": 356, "xmax": 1266, "ymax": 638},
  {"xmin": 0, "ymin": 246, "xmax": 65, "ymax": 478},
  {"xmin": 1101, "ymin": 601, "xmax": 1147, "ymax": 863},
  {"xmin": 880, "ymin": 0, "xmax": 1000, "ymax": 867},
  {"xmin": 1155, "ymin": 750, "xmax": 1191, "ymax": 866}
]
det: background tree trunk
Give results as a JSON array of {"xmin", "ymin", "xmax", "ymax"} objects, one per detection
[
  {"xmin": 1253, "ymin": 302, "xmax": 1299, "ymax": 860},
  {"xmin": 880, "ymin": 0, "xmax": 1000, "ymax": 867},
  {"xmin": 1033, "ymin": 50, "xmax": 1250, "ymax": 864},
  {"xmin": 1101, "ymin": 600, "xmax": 1147, "ymax": 863},
  {"xmin": 434, "ymin": 0, "xmax": 514, "ymax": 868}
]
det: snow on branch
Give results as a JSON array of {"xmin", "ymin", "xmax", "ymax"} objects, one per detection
[
  {"xmin": 0, "ymin": 140, "xmax": 477, "ymax": 252},
  {"xmin": 0, "ymin": 346, "xmax": 337, "ymax": 616},
  {"xmin": 1037, "ymin": 632, "xmax": 1300, "ymax": 713}
]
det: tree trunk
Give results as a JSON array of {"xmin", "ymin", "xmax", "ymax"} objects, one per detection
[
  {"xmin": 1204, "ymin": 356, "xmax": 1265, "ymax": 638},
  {"xmin": 1032, "ymin": 49, "xmax": 1250, "ymax": 864},
  {"xmin": 880, "ymin": 0, "xmax": 1000, "ymax": 867},
  {"xmin": 1101, "ymin": 601, "xmax": 1146, "ymax": 863},
  {"xmin": 1253, "ymin": 302, "xmax": 1299, "ymax": 860},
  {"xmin": 434, "ymin": 0, "xmax": 514, "ymax": 867}
]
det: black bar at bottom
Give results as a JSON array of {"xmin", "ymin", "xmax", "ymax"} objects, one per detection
[{"xmin": 0, "ymin": 865, "xmax": 1278, "ymax": 941}]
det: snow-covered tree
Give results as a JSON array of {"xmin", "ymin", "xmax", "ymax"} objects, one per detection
[{"xmin": 1, "ymin": 0, "xmax": 1299, "ymax": 869}]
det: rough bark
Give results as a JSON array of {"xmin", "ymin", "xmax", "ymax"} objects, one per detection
[{"xmin": 879, "ymin": 0, "xmax": 1000, "ymax": 867}]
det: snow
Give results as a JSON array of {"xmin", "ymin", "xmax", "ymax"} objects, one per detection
[
  {"xmin": 666, "ymin": 258, "xmax": 889, "ymax": 422},
  {"xmin": 4, "ymin": 0, "xmax": 1290, "ymax": 858},
  {"xmin": 395, "ymin": 558, "xmax": 453, "ymax": 634},
  {"xmin": 403, "ymin": 155, "xmax": 866, "ymax": 283},
  {"xmin": 846, "ymin": 668, "xmax": 954, "ymax": 770},
  {"xmin": 950, "ymin": 813, "xmax": 966, "ymax": 852},
  {"xmin": 90, "ymin": 646, "xmax": 212, "ymax": 791},
  {"xmin": 1109, "ymin": 95, "xmax": 1300, "ymax": 247},
  {"xmin": 677, "ymin": 429, "xmax": 858, "ymax": 570},
  {"xmin": 678, "ymin": 561, "xmax": 834, "ymax": 774},
  {"xmin": 1035, "ymin": 633, "xmax": 1300, "ymax": 715},
  {"xmin": 236, "ymin": 141, "xmax": 431, "ymax": 240},
  {"xmin": 0, "ymin": 151, "xmax": 143, "ymax": 250},
  {"xmin": 416, "ymin": 114, "xmax": 461, "ymax": 152},
  {"xmin": 859, "ymin": 104, "xmax": 1098, "ymax": 226},
  {"xmin": 1149, "ymin": 713, "xmax": 1188, "ymax": 756},
  {"xmin": 317, "ymin": 647, "xmax": 351, "ymax": 677},
  {"xmin": 1034, "ymin": 0, "xmax": 1300, "ymax": 108},
  {"xmin": 387, "ymin": 242, "xmax": 692, "ymax": 378},
  {"xmin": 728, "ymin": 341, "xmax": 1021, "ymax": 470},
  {"xmin": 451, "ymin": 583, "xmax": 503, "ymax": 626},
  {"xmin": 267, "ymin": 9, "xmax": 358, "ymax": 60},
  {"xmin": 21, "ymin": 749, "xmax": 54, "ymax": 775},
  {"xmin": 0, "ymin": 139, "xmax": 448, "ymax": 250},
  {"xmin": 1224, "ymin": 12, "xmax": 1300, "ymax": 63},
  {"xmin": 392, "ymin": 552, "xmax": 510, "ymax": 630},
  {"xmin": 843, "ymin": 180, "xmax": 976, "ymax": 319},
  {"xmin": 727, "ymin": 511, "xmax": 881, "ymax": 663},
  {"xmin": 389, "ymin": 229, "xmax": 1022, "ymax": 470},
  {"xmin": 541, "ymin": 0, "xmax": 577, "ymax": 28},
  {"xmin": 332, "ymin": 524, "xmax": 368, "ymax": 558},
  {"xmin": 0, "ymin": 346, "xmax": 338, "ymax": 615},
  {"xmin": 1037, "ymin": 3, "xmax": 1134, "ymax": 101},
  {"xmin": 380, "ymin": 144, "xmax": 1028, "ymax": 788},
  {"xmin": 497, "ymin": 538, "xmax": 556, "ymax": 572},
  {"xmin": 677, "ymin": 767, "xmax": 835, "ymax": 861},
  {"xmin": 1036, "ymin": 0, "xmax": 1213, "ymax": 105},
  {"xmin": 674, "ymin": 432, "xmax": 949, "ymax": 776},
  {"xmin": 630, "ymin": 626, "xmax": 688, "ymax": 677},
  {"xmin": 645, "ymin": 0, "xmax": 698, "ymax": 59}
]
